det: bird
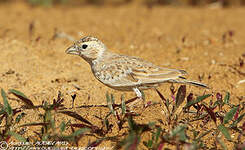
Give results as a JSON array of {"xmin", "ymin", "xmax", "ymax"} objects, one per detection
[{"xmin": 65, "ymin": 36, "xmax": 208, "ymax": 100}]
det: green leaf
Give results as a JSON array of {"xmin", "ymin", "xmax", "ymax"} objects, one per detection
[
  {"xmin": 28, "ymin": 0, "xmax": 53, "ymax": 6},
  {"xmin": 62, "ymin": 128, "xmax": 90, "ymax": 140},
  {"xmin": 148, "ymin": 122, "xmax": 156, "ymax": 129},
  {"xmin": 15, "ymin": 113, "xmax": 26, "ymax": 123},
  {"xmin": 224, "ymin": 92, "xmax": 230, "ymax": 104},
  {"xmin": 179, "ymin": 129, "xmax": 187, "ymax": 142},
  {"xmin": 9, "ymin": 89, "xmax": 34, "ymax": 108},
  {"xmin": 104, "ymin": 118, "xmax": 110, "ymax": 131},
  {"xmin": 44, "ymin": 108, "xmax": 55, "ymax": 130},
  {"xmin": 45, "ymin": 109, "xmax": 51, "ymax": 123},
  {"xmin": 192, "ymin": 130, "xmax": 198, "ymax": 139},
  {"xmin": 9, "ymin": 89, "xmax": 27, "ymax": 98},
  {"xmin": 43, "ymin": 101, "xmax": 49, "ymax": 110},
  {"xmin": 125, "ymin": 132, "xmax": 140, "ymax": 150},
  {"xmin": 110, "ymin": 94, "xmax": 115, "ymax": 105},
  {"xmin": 170, "ymin": 125, "xmax": 186, "ymax": 138},
  {"xmin": 121, "ymin": 95, "xmax": 126, "ymax": 115},
  {"xmin": 166, "ymin": 99, "xmax": 169, "ymax": 107},
  {"xmin": 72, "ymin": 128, "xmax": 90, "ymax": 137},
  {"xmin": 0, "ymin": 108, "xmax": 5, "ymax": 115},
  {"xmin": 154, "ymin": 127, "xmax": 161, "ymax": 144},
  {"xmin": 60, "ymin": 121, "xmax": 66, "ymax": 133},
  {"xmin": 128, "ymin": 116, "xmax": 135, "ymax": 131},
  {"xmin": 141, "ymin": 90, "xmax": 145, "ymax": 101},
  {"xmin": 223, "ymin": 106, "xmax": 238, "ymax": 124},
  {"xmin": 147, "ymin": 140, "xmax": 153, "ymax": 148},
  {"xmin": 8, "ymin": 131, "xmax": 26, "ymax": 142},
  {"xmin": 50, "ymin": 118, "xmax": 55, "ymax": 130},
  {"xmin": 184, "ymin": 94, "xmax": 211, "ymax": 108},
  {"xmin": 106, "ymin": 92, "xmax": 115, "ymax": 115},
  {"xmin": 106, "ymin": 92, "xmax": 110, "ymax": 103},
  {"xmin": 213, "ymin": 101, "xmax": 220, "ymax": 108},
  {"xmin": 230, "ymin": 113, "xmax": 245, "ymax": 127},
  {"xmin": 42, "ymin": 134, "xmax": 49, "ymax": 141},
  {"xmin": 1, "ymin": 89, "xmax": 13, "ymax": 115},
  {"xmin": 217, "ymin": 138, "xmax": 227, "ymax": 150},
  {"xmin": 218, "ymin": 124, "xmax": 231, "ymax": 141}
]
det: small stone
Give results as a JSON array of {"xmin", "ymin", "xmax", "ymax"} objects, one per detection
[
  {"xmin": 6, "ymin": 69, "xmax": 15, "ymax": 75},
  {"xmin": 211, "ymin": 60, "xmax": 216, "ymax": 64}
]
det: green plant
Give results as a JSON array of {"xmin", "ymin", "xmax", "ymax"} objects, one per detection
[
  {"xmin": 0, "ymin": 87, "xmax": 244, "ymax": 149},
  {"xmin": 27, "ymin": 0, "xmax": 68, "ymax": 6}
]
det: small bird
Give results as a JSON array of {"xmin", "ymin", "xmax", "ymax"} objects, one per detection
[{"xmin": 66, "ymin": 36, "xmax": 208, "ymax": 100}]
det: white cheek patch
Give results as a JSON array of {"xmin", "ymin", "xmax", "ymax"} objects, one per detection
[
  {"xmin": 97, "ymin": 49, "xmax": 105, "ymax": 59},
  {"xmin": 89, "ymin": 42, "xmax": 106, "ymax": 59}
]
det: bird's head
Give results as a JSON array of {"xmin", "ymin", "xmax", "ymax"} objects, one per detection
[{"xmin": 66, "ymin": 36, "xmax": 107, "ymax": 64}]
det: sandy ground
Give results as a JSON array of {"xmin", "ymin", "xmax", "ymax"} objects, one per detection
[{"xmin": 0, "ymin": 1, "xmax": 245, "ymax": 149}]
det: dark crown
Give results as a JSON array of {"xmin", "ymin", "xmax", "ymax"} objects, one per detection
[{"xmin": 80, "ymin": 36, "xmax": 100, "ymax": 43}]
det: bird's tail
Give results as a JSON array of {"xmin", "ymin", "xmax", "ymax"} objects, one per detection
[{"xmin": 169, "ymin": 77, "xmax": 209, "ymax": 89}]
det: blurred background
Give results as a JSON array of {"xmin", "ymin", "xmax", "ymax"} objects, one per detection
[
  {"xmin": 0, "ymin": 0, "xmax": 244, "ymax": 103},
  {"xmin": 1, "ymin": 0, "xmax": 245, "ymax": 7}
]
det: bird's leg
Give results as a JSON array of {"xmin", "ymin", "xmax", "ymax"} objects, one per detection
[
  {"xmin": 128, "ymin": 87, "xmax": 145, "ymax": 108},
  {"xmin": 133, "ymin": 87, "xmax": 143, "ymax": 99}
]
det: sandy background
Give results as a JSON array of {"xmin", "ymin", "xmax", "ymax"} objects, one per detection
[{"xmin": 0, "ymin": 1, "xmax": 245, "ymax": 148}]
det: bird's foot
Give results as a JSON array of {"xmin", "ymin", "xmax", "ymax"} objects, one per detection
[{"xmin": 128, "ymin": 96, "xmax": 145, "ymax": 110}]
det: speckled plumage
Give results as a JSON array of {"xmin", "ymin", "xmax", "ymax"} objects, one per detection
[{"xmin": 66, "ymin": 36, "xmax": 208, "ymax": 98}]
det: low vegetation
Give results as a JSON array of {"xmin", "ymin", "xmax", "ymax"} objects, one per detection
[
  {"xmin": 1, "ymin": 0, "xmax": 245, "ymax": 7},
  {"xmin": 0, "ymin": 85, "xmax": 244, "ymax": 149}
]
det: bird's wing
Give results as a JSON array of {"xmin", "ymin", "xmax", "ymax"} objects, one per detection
[
  {"xmin": 98, "ymin": 55, "xmax": 186, "ymax": 87},
  {"xmin": 122, "ymin": 56, "xmax": 187, "ymax": 83},
  {"xmin": 130, "ymin": 66, "xmax": 187, "ymax": 84}
]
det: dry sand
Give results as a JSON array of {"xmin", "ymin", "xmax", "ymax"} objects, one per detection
[{"xmin": 0, "ymin": 1, "xmax": 244, "ymax": 149}]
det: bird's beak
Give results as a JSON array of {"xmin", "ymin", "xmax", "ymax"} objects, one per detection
[{"xmin": 65, "ymin": 46, "xmax": 80, "ymax": 55}]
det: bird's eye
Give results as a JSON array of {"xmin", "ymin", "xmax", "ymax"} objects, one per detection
[{"xmin": 82, "ymin": 44, "xmax": 88, "ymax": 49}]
